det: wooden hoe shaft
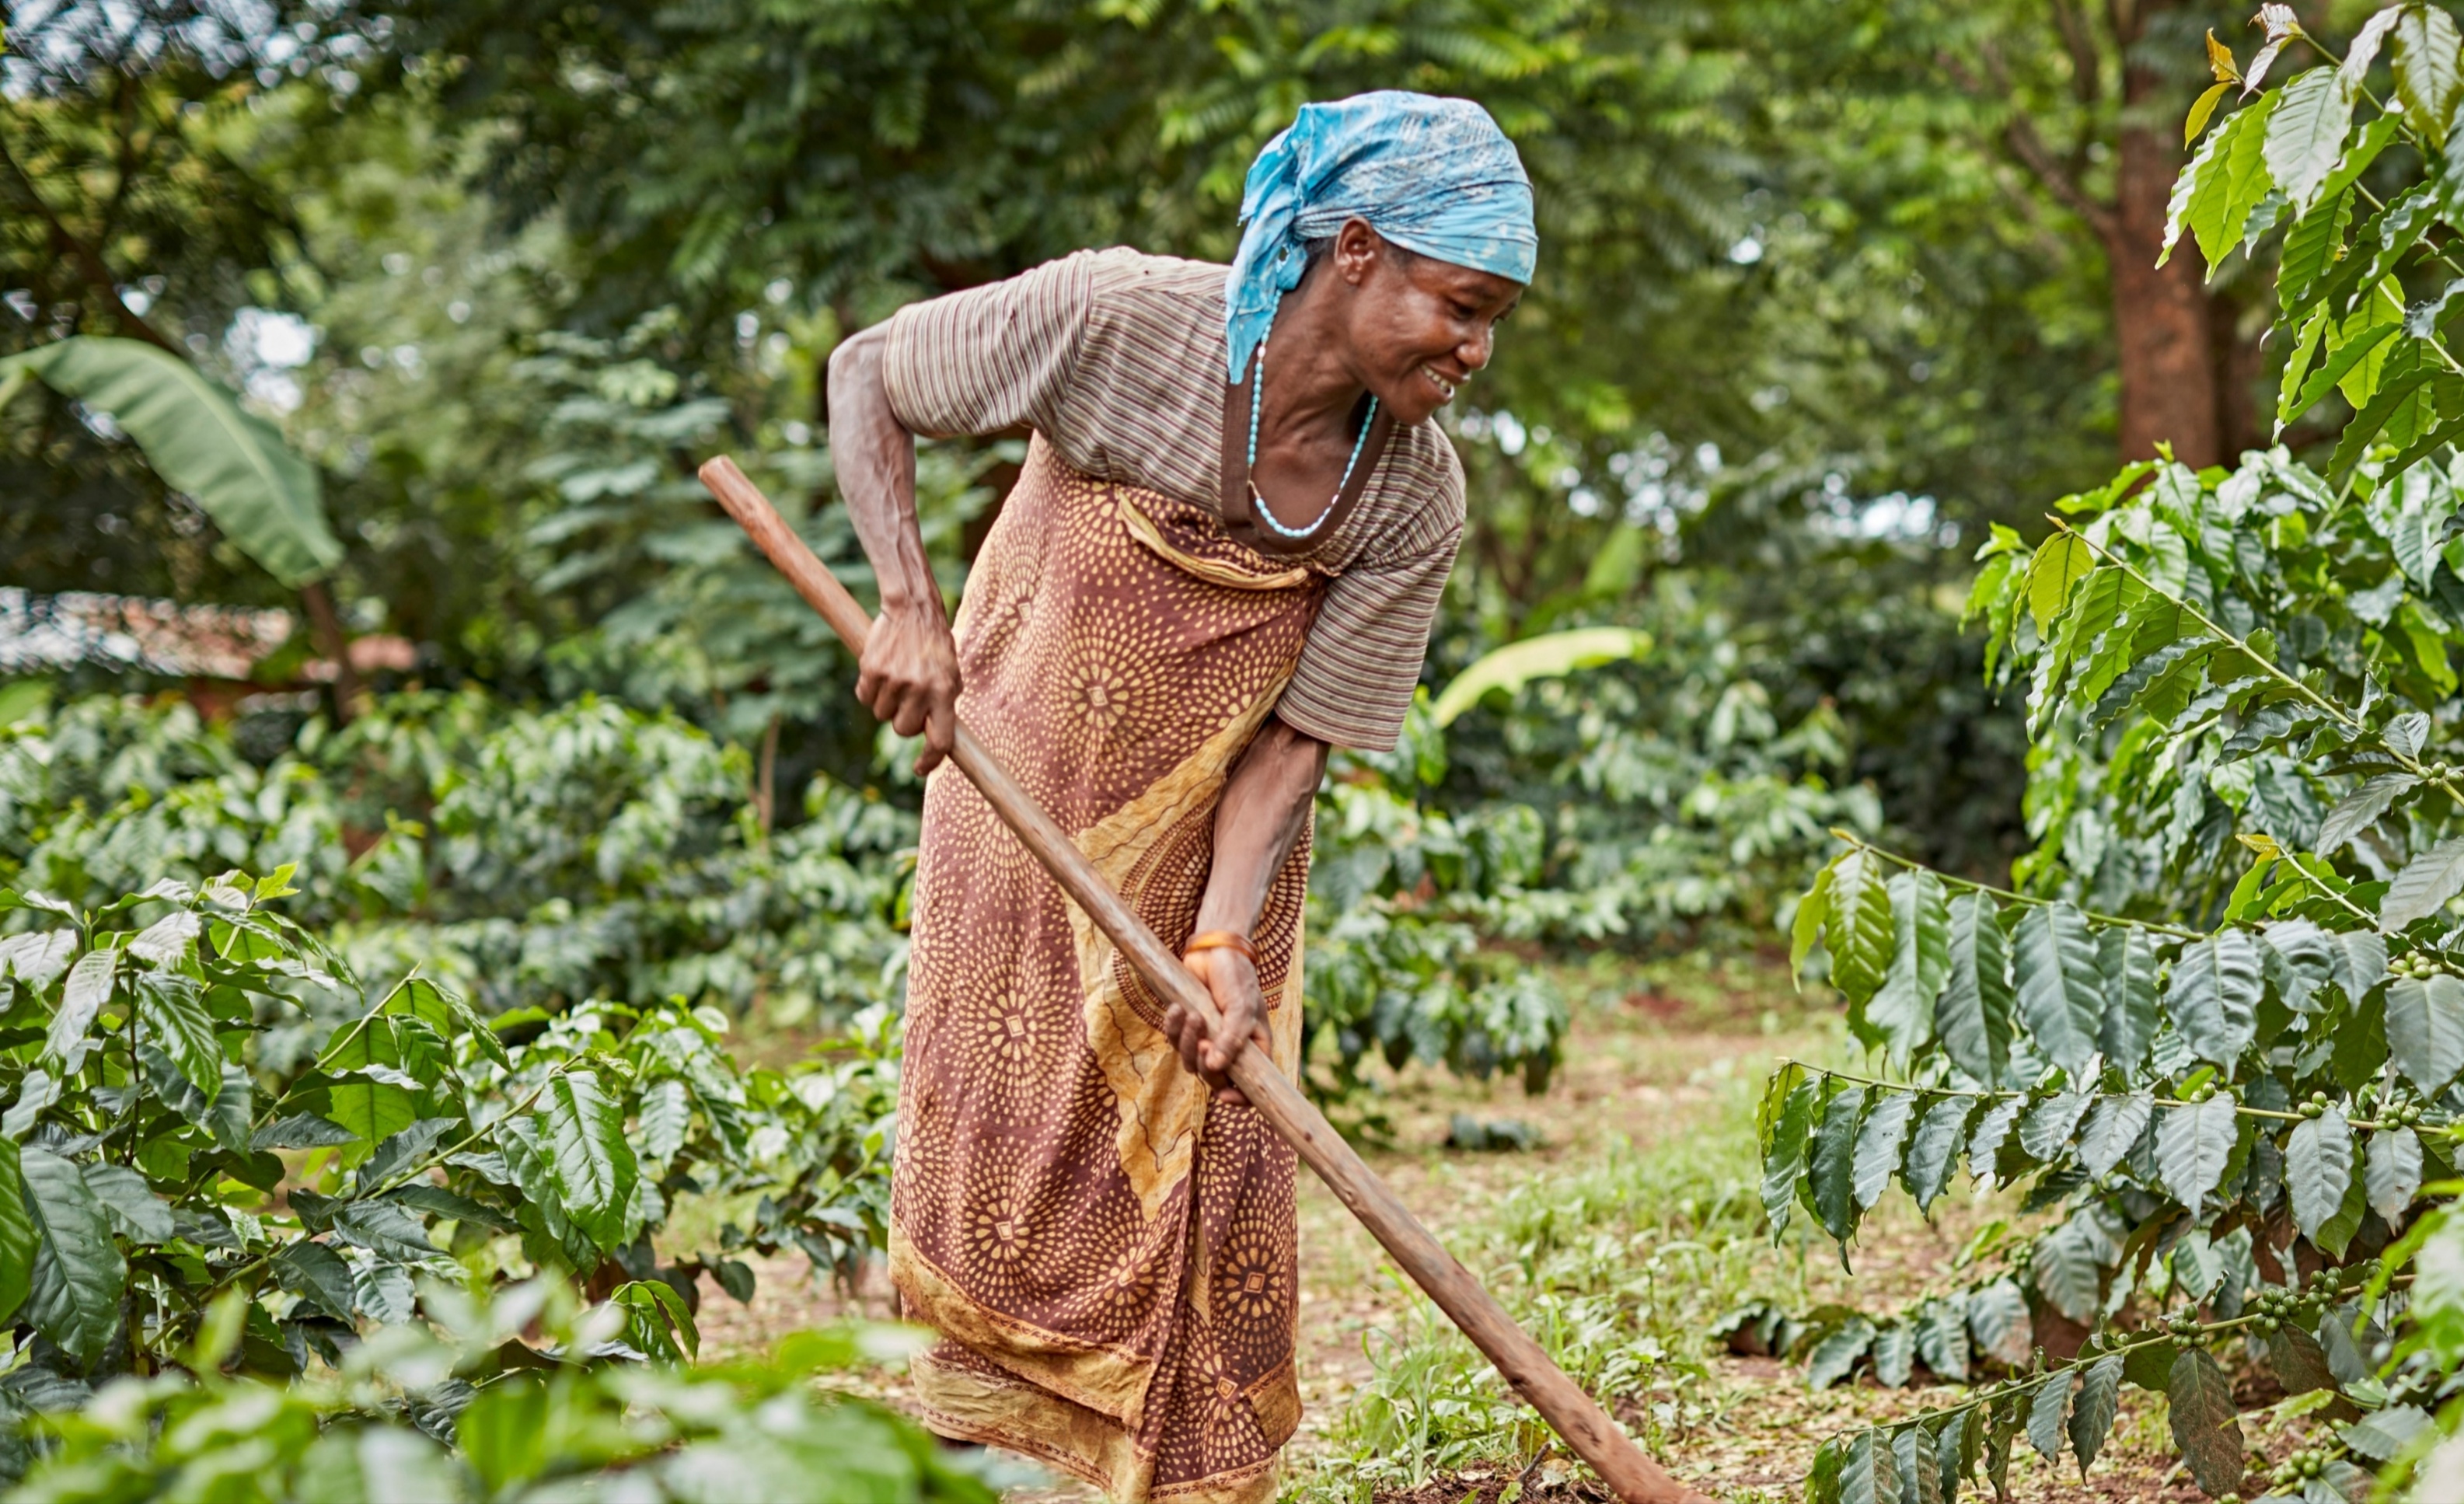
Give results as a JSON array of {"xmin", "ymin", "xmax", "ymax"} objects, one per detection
[{"xmin": 699, "ymin": 457, "xmax": 1705, "ymax": 1504}]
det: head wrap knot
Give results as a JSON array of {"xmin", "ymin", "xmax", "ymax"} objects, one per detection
[{"xmin": 1224, "ymin": 91, "xmax": 1537, "ymax": 383}]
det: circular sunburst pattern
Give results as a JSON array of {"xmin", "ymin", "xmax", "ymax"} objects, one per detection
[{"xmin": 1212, "ymin": 1223, "xmax": 1288, "ymax": 1328}]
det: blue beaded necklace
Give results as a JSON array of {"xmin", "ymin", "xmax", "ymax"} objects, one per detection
[{"xmin": 1245, "ymin": 317, "xmax": 1377, "ymax": 541}]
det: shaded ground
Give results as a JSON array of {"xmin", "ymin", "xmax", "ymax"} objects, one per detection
[{"xmin": 688, "ymin": 956, "xmax": 2233, "ymax": 1502}]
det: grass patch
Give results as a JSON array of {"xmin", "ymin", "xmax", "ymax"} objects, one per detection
[{"xmin": 1291, "ymin": 1063, "xmax": 1806, "ymax": 1502}]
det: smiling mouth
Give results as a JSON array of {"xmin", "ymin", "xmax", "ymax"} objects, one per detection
[{"xmin": 1420, "ymin": 365, "xmax": 1459, "ymax": 401}]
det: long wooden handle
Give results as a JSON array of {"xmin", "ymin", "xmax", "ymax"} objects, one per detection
[{"xmin": 698, "ymin": 457, "xmax": 1707, "ymax": 1504}]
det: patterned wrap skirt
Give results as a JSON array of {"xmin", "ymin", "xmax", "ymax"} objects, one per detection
[{"xmin": 891, "ymin": 434, "xmax": 1320, "ymax": 1502}]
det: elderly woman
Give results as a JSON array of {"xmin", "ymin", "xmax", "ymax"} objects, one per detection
[{"xmin": 827, "ymin": 92, "xmax": 1532, "ymax": 1502}]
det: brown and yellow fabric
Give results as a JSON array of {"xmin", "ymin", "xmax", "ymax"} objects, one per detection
[{"xmin": 892, "ymin": 434, "xmax": 1324, "ymax": 1502}]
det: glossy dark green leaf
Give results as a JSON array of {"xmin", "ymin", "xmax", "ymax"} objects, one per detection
[
  {"xmin": 2278, "ymin": 189, "xmax": 2352, "ymax": 313},
  {"xmin": 1892, "ymin": 1422, "xmax": 1941, "ymax": 1504},
  {"xmin": 81, "ymin": 1164, "xmax": 173, "ymax": 1245},
  {"xmin": 2269, "ymin": 1323, "xmax": 2333, "ymax": 1396},
  {"xmin": 2013, "ymin": 904, "xmax": 2102, "ymax": 1073},
  {"xmin": 316, "ymin": 1076, "xmax": 420, "ymax": 1152},
  {"xmin": 1872, "ymin": 1321, "xmax": 1915, "ymax": 1389},
  {"xmin": 45, "ymin": 947, "xmax": 116, "ymax": 1075},
  {"xmin": 2168, "ymin": 930, "xmax": 2263, "ymax": 1066},
  {"xmin": 2169, "ymin": 1347, "xmax": 2246, "ymax": 1498},
  {"xmin": 2030, "ymin": 1216, "xmax": 2106, "ymax": 1326},
  {"xmin": 1864, "ymin": 871, "xmax": 1949, "ymax": 1070},
  {"xmin": 1841, "ymin": 1428, "xmax": 1898, "ymax": 1504},
  {"xmin": 2314, "ymin": 1157, "xmax": 2369, "ymax": 1257},
  {"xmin": 640, "ymin": 1078, "xmax": 692, "ymax": 1164},
  {"xmin": 2260, "ymin": 918, "xmax": 2336, "ymax": 1014},
  {"xmin": 1938, "ymin": 893, "xmax": 2012, "ymax": 1084},
  {"xmin": 2068, "ymin": 1354, "xmax": 2124, "ymax": 1475},
  {"xmin": 1914, "ymin": 1297, "xmax": 1970, "ymax": 1384},
  {"xmin": 2328, "ymin": 931, "xmax": 2388, "ymax": 1002},
  {"xmin": 2096, "ymin": 928, "xmax": 2158, "ymax": 1072},
  {"xmin": 135, "ymin": 971, "xmax": 223, "ymax": 1104},
  {"xmin": 1853, "ymin": 1090, "xmax": 1918, "ymax": 1210},
  {"xmin": 2318, "ymin": 1303, "xmax": 2372, "ymax": 1386},
  {"xmin": 2384, "ymin": 972, "xmax": 2464, "ymax": 1094},
  {"xmin": 2121, "ymin": 1336, "xmax": 2178, "ymax": 1392},
  {"xmin": 1903, "ymin": 1097, "xmax": 1977, "ymax": 1214},
  {"xmin": 2318, "ymin": 773, "xmax": 2417, "ymax": 854},
  {"xmin": 2025, "ymin": 1370, "xmax": 2070, "ymax": 1464},
  {"xmin": 274, "ymin": 1239, "xmax": 358, "ymax": 1321},
  {"xmin": 1812, "ymin": 1085, "xmax": 1868, "ymax": 1256},
  {"xmin": 2156, "ymin": 1095, "xmax": 2240, "ymax": 1210},
  {"xmin": 1966, "ymin": 1097, "xmax": 2025, "ymax": 1187},
  {"xmin": 1935, "ymin": 1408, "xmax": 1974, "ymax": 1504},
  {"xmin": 253, "ymin": 1112, "xmax": 361, "ymax": 1151},
  {"xmin": 2396, "ymin": 2, "xmax": 2464, "ymax": 149},
  {"xmin": 2382, "ymin": 838, "xmax": 2464, "ymax": 932},
  {"xmin": 1808, "ymin": 1317, "xmax": 1876, "ymax": 1391},
  {"xmin": 1984, "ymin": 1392, "xmax": 2019, "ymax": 1500},
  {"xmin": 21, "ymin": 1146, "xmax": 124, "ymax": 1367},
  {"xmin": 330, "ymin": 1199, "xmax": 440, "ymax": 1262},
  {"xmin": 2077, "ymin": 1093, "xmax": 2153, "ymax": 1180},
  {"xmin": 2342, "ymin": 1403, "xmax": 2433, "ymax": 1462},
  {"xmin": 542, "ymin": 1070, "xmax": 637, "ymax": 1248},
  {"xmin": 0, "ymin": 1139, "xmax": 33, "ymax": 1324},
  {"xmin": 2365, "ymin": 1126, "xmax": 2423, "ymax": 1221},
  {"xmin": 2263, "ymin": 68, "xmax": 2351, "ymax": 215},
  {"xmin": 2018, "ymin": 1090, "xmax": 2092, "ymax": 1161},
  {"xmin": 2285, "ymin": 1105, "xmax": 2354, "ymax": 1240},
  {"xmin": 1966, "ymin": 1279, "xmax": 2032, "ymax": 1369},
  {"xmin": 1827, "ymin": 850, "xmax": 1895, "ymax": 1006},
  {"xmin": 386, "ymin": 1184, "xmax": 518, "ymax": 1233},
  {"xmin": 1760, "ymin": 1080, "xmax": 1820, "ymax": 1239},
  {"xmin": 208, "ymin": 1064, "xmax": 252, "ymax": 1155}
]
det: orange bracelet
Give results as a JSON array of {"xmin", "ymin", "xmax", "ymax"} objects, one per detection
[{"xmin": 1182, "ymin": 930, "xmax": 1258, "ymax": 963}]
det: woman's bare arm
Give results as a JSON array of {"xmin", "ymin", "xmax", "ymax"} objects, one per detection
[
  {"xmin": 827, "ymin": 325, "xmax": 962, "ymax": 773},
  {"xmin": 1166, "ymin": 717, "xmax": 1331, "ymax": 1097}
]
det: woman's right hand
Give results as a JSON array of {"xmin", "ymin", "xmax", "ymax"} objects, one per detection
[{"xmin": 857, "ymin": 602, "xmax": 962, "ymax": 773}]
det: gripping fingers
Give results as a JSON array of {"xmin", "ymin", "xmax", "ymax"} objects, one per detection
[{"xmin": 919, "ymin": 697, "xmax": 957, "ymax": 773}]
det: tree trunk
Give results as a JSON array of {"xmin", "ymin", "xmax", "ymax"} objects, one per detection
[
  {"xmin": 2106, "ymin": 10, "xmax": 2222, "ymax": 467},
  {"xmin": 299, "ymin": 581, "xmax": 364, "ymax": 727}
]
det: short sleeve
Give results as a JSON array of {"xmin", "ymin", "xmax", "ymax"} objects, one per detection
[
  {"xmin": 879, "ymin": 253, "xmax": 1099, "ymax": 438},
  {"xmin": 1273, "ymin": 525, "xmax": 1464, "ymax": 751}
]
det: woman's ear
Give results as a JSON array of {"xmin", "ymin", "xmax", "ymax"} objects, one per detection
[{"xmin": 1332, "ymin": 217, "xmax": 1383, "ymax": 288}]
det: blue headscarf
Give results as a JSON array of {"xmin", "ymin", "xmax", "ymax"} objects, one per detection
[{"xmin": 1224, "ymin": 91, "xmax": 1537, "ymax": 383}]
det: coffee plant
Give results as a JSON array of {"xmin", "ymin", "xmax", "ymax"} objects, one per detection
[
  {"xmin": 0, "ymin": 690, "xmax": 918, "ymax": 1026},
  {"xmin": 0, "ymin": 868, "xmax": 895, "ymax": 1481},
  {"xmin": 1770, "ymin": 8, "xmax": 2464, "ymax": 1499},
  {"xmin": 9, "ymin": 1280, "xmax": 998, "ymax": 1503},
  {"xmin": 1304, "ymin": 697, "xmax": 1571, "ymax": 1101}
]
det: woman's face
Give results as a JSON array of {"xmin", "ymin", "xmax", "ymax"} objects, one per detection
[{"xmin": 1331, "ymin": 218, "xmax": 1523, "ymax": 427}]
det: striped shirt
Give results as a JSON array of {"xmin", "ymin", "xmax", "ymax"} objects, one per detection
[{"xmin": 881, "ymin": 247, "xmax": 1465, "ymax": 752}]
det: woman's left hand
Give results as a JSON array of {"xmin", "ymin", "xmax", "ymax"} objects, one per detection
[{"xmin": 1167, "ymin": 947, "xmax": 1272, "ymax": 1102}]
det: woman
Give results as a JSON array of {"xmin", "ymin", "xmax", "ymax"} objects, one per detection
[{"xmin": 829, "ymin": 92, "xmax": 1532, "ymax": 1502}]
